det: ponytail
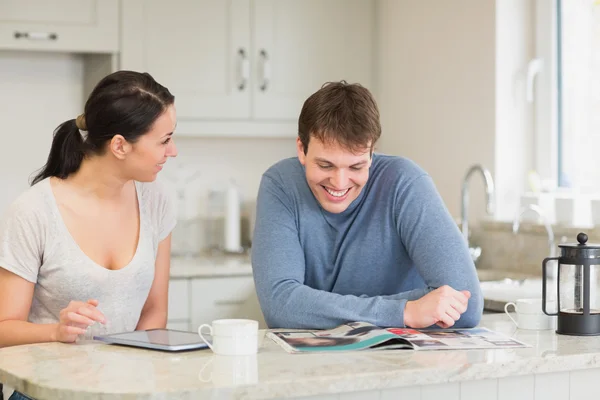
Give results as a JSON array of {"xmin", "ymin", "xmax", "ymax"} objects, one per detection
[{"xmin": 30, "ymin": 119, "xmax": 86, "ymax": 186}]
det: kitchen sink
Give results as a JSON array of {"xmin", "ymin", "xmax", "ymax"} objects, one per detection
[
  {"xmin": 475, "ymin": 268, "xmax": 548, "ymax": 312},
  {"xmin": 480, "ymin": 278, "xmax": 550, "ymax": 312},
  {"xmin": 476, "ymin": 269, "xmax": 538, "ymax": 282}
]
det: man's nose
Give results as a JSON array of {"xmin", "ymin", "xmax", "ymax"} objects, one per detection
[{"xmin": 330, "ymin": 168, "xmax": 348, "ymax": 189}]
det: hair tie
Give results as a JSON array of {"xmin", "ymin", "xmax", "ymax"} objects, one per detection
[{"xmin": 75, "ymin": 114, "xmax": 87, "ymax": 131}]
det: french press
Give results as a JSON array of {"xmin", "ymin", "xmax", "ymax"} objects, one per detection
[{"xmin": 543, "ymin": 232, "xmax": 600, "ymax": 336}]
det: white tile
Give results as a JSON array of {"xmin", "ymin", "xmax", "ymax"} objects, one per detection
[
  {"xmin": 534, "ymin": 371, "xmax": 569, "ymax": 400},
  {"xmin": 460, "ymin": 379, "xmax": 498, "ymax": 400},
  {"xmin": 422, "ymin": 383, "xmax": 459, "ymax": 400},
  {"xmin": 498, "ymin": 375, "xmax": 534, "ymax": 400},
  {"xmin": 570, "ymin": 369, "xmax": 600, "ymax": 400},
  {"xmin": 381, "ymin": 386, "xmax": 421, "ymax": 399},
  {"xmin": 340, "ymin": 391, "xmax": 381, "ymax": 400},
  {"xmin": 294, "ymin": 395, "xmax": 340, "ymax": 400}
]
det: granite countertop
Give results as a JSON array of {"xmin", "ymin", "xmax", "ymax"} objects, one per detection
[
  {"xmin": 169, "ymin": 254, "xmax": 252, "ymax": 278},
  {"xmin": 2, "ymin": 314, "xmax": 600, "ymax": 399}
]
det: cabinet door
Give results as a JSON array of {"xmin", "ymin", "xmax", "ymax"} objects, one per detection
[
  {"xmin": 252, "ymin": 0, "xmax": 375, "ymax": 120},
  {"xmin": 167, "ymin": 279, "xmax": 190, "ymax": 321},
  {"xmin": 190, "ymin": 276, "xmax": 266, "ymax": 331},
  {"xmin": 0, "ymin": 0, "xmax": 118, "ymax": 53},
  {"xmin": 121, "ymin": 0, "xmax": 251, "ymax": 120}
]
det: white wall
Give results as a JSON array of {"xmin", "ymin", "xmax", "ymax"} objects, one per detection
[
  {"xmin": 376, "ymin": 0, "xmax": 534, "ymax": 223},
  {"xmin": 0, "ymin": 51, "xmax": 85, "ymax": 212},
  {"xmin": 375, "ymin": 0, "xmax": 497, "ymax": 221}
]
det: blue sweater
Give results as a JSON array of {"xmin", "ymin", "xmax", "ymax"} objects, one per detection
[{"xmin": 251, "ymin": 154, "xmax": 482, "ymax": 329}]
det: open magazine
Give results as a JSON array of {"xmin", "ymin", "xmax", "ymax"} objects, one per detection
[{"xmin": 268, "ymin": 322, "xmax": 529, "ymax": 353}]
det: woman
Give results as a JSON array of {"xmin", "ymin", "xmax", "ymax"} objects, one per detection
[{"xmin": 0, "ymin": 71, "xmax": 178, "ymax": 400}]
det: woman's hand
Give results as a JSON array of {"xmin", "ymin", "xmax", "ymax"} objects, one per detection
[{"xmin": 53, "ymin": 299, "xmax": 106, "ymax": 343}]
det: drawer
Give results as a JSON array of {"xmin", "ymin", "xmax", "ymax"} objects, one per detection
[
  {"xmin": 190, "ymin": 276, "xmax": 265, "ymax": 330},
  {"xmin": 168, "ymin": 279, "xmax": 189, "ymax": 321},
  {"xmin": 166, "ymin": 321, "xmax": 191, "ymax": 332}
]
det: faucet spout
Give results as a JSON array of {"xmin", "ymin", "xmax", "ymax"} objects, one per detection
[{"xmin": 461, "ymin": 164, "xmax": 496, "ymax": 246}]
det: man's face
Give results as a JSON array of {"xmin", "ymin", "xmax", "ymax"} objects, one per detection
[{"xmin": 297, "ymin": 136, "xmax": 372, "ymax": 214}]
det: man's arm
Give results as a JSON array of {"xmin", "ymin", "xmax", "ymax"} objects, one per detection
[
  {"xmin": 252, "ymin": 175, "xmax": 425, "ymax": 329},
  {"xmin": 395, "ymin": 174, "xmax": 483, "ymax": 328}
]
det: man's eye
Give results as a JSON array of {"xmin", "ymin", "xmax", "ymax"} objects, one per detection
[
  {"xmin": 319, "ymin": 165, "xmax": 332, "ymax": 170},
  {"xmin": 350, "ymin": 166, "xmax": 363, "ymax": 171}
]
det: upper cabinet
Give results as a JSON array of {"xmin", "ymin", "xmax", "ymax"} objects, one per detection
[
  {"xmin": 121, "ymin": 0, "xmax": 252, "ymax": 121},
  {"xmin": 121, "ymin": 0, "xmax": 375, "ymax": 137},
  {"xmin": 0, "ymin": 0, "xmax": 119, "ymax": 53},
  {"xmin": 252, "ymin": 0, "xmax": 374, "ymax": 121}
]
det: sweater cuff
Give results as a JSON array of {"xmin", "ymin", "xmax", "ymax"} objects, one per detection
[{"xmin": 376, "ymin": 298, "xmax": 408, "ymax": 328}]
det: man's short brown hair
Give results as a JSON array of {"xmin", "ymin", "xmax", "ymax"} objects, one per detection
[{"xmin": 298, "ymin": 81, "xmax": 381, "ymax": 154}]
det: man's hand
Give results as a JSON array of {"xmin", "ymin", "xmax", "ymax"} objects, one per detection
[{"xmin": 403, "ymin": 286, "xmax": 471, "ymax": 328}]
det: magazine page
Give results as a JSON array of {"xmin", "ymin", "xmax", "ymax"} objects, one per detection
[
  {"xmin": 387, "ymin": 327, "xmax": 530, "ymax": 350},
  {"xmin": 267, "ymin": 322, "xmax": 413, "ymax": 354}
]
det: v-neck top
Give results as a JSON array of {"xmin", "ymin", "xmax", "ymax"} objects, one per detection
[{"xmin": 0, "ymin": 178, "xmax": 176, "ymax": 334}]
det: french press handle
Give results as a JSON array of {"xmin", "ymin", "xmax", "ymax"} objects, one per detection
[{"xmin": 542, "ymin": 257, "xmax": 560, "ymax": 316}]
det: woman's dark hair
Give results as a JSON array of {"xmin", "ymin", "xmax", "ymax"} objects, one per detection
[{"xmin": 30, "ymin": 70, "xmax": 174, "ymax": 185}]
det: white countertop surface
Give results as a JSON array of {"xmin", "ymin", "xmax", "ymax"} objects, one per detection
[
  {"xmin": 169, "ymin": 254, "xmax": 252, "ymax": 278},
  {"xmin": 1, "ymin": 313, "xmax": 600, "ymax": 399}
]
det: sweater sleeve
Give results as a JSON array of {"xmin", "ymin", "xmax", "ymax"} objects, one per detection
[
  {"xmin": 395, "ymin": 174, "xmax": 483, "ymax": 328},
  {"xmin": 252, "ymin": 175, "xmax": 422, "ymax": 329}
]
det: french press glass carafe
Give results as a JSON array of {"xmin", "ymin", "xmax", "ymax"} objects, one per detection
[{"xmin": 543, "ymin": 232, "xmax": 600, "ymax": 335}]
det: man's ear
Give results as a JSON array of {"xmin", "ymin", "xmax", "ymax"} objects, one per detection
[
  {"xmin": 109, "ymin": 135, "xmax": 132, "ymax": 160},
  {"xmin": 296, "ymin": 137, "xmax": 307, "ymax": 166}
]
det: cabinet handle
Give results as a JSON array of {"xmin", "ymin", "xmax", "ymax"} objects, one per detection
[
  {"xmin": 237, "ymin": 48, "xmax": 250, "ymax": 91},
  {"xmin": 259, "ymin": 49, "xmax": 271, "ymax": 92},
  {"xmin": 215, "ymin": 300, "xmax": 245, "ymax": 306},
  {"xmin": 14, "ymin": 31, "xmax": 58, "ymax": 41}
]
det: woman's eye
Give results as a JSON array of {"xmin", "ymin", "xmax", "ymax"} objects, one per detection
[{"xmin": 162, "ymin": 138, "xmax": 171, "ymax": 145}]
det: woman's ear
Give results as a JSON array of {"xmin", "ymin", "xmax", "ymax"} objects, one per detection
[{"xmin": 109, "ymin": 134, "xmax": 132, "ymax": 160}]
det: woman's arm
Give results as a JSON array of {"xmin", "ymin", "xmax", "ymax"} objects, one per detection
[
  {"xmin": 0, "ymin": 268, "xmax": 57, "ymax": 347},
  {"xmin": 136, "ymin": 234, "xmax": 172, "ymax": 330},
  {"xmin": 0, "ymin": 268, "xmax": 107, "ymax": 347}
]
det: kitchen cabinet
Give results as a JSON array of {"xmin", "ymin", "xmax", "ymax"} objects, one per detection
[
  {"xmin": 0, "ymin": 0, "xmax": 119, "ymax": 53},
  {"xmin": 167, "ymin": 275, "xmax": 265, "ymax": 332},
  {"xmin": 120, "ymin": 0, "xmax": 374, "ymax": 137}
]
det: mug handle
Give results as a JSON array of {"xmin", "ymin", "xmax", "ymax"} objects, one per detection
[
  {"xmin": 504, "ymin": 302, "xmax": 518, "ymax": 327},
  {"xmin": 198, "ymin": 324, "xmax": 214, "ymax": 351},
  {"xmin": 197, "ymin": 356, "xmax": 214, "ymax": 383}
]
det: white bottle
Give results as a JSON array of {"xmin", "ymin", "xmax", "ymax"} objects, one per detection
[{"xmin": 224, "ymin": 181, "xmax": 243, "ymax": 253}]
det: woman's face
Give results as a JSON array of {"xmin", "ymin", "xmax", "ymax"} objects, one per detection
[{"xmin": 126, "ymin": 105, "xmax": 178, "ymax": 182}]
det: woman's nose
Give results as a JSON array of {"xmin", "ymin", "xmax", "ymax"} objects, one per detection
[{"xmin": 168, "ymin": 141, "xmax": 178, "ymax": 157}]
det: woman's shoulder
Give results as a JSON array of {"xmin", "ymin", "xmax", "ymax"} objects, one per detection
[
  {"xmin": 135, "ymin": 179, "xmax": 172, "ymax": 205},
  {"xmin": 2, "ymin": 179, "xmax": 52, "ymax": 221},
  {"xmin": 135, "ymin": 179, "xmax": 176, "ymax": 241}
]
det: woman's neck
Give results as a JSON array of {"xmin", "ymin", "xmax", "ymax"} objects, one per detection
[{"xmin": 64, "ymin": 156, "xmax": 130, "ymax": 201}]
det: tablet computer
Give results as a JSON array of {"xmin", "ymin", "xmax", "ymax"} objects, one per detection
[{"xmin": 94, "ymin": 329, "xmax": 210, "ymax": 352}]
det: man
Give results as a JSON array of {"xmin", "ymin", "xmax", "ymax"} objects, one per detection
[{"xmin": 251, "ymin": 81, "xmax": 482, "ymax": 329}]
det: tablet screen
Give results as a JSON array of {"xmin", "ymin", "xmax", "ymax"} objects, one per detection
[{"xmin": 103, "ymin": 329, "xmax": 207, "ymax": 346}]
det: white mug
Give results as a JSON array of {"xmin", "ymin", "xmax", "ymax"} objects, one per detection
[
  {"xmin": 504, "ymin": 298, "xmax": 557, "ymax": 330},
  {"xmin": 198, "ymin": 319, "xmax": 258, "ymax": 356}
]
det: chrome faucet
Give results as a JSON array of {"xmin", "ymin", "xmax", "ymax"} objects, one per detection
[
  {"xmin": 512, "ymin": 204, "xmax": 556, "ymax": 258},
  {"xmin": 461, "ymin": 164, "xmax": 496, "ymax": 264}
]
